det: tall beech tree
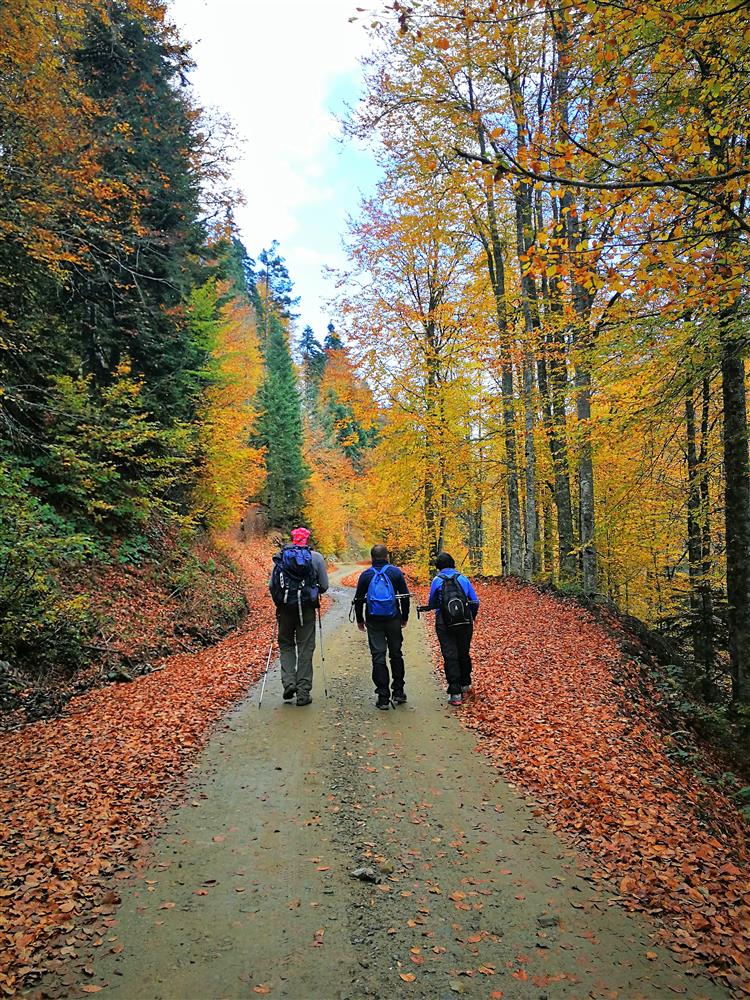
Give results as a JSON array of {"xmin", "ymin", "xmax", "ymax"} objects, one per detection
[{"xmin": 345, "ymin": 0, "xmax": 749, "ymax": 701}]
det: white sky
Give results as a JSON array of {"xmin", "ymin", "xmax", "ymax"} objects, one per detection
[{"xmin": 168, "ymin": 0, "xmax": 380, "ymax": 345}]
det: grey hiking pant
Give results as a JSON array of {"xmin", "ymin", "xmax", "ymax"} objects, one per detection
[{"xmin": 277, "ymin": 605, "xmax": 317, "ymax": 695}]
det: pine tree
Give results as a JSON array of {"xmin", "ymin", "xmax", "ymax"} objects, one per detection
[
  {"xmin": 299, "ymin": 325, "xmax": 326, "ymax": 414},
  {"xmin": 255, "ymin": 315, "xmax": 309, "ymax": 529},
  {"xmin": 257, "ymin": 242, "xmax": 300, "ymax": 322},
  {"xmin": 71, "ymin": 3, "xmax": 207, "ymax": 425},
  {"xmin": 324, "ymin": 321, "xmax": 343, "ymax": 351}
]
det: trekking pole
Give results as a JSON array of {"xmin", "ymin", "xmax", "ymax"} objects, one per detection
[
  {"xmin": 317, "ymin": 606, "xmax": 329, "ymax": 699},
  {"xmin": 258, "ymin": 620, "xmax": 278, "ymax": 709}
]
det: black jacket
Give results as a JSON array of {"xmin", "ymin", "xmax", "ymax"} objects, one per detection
[{"xmin": 353, "ymin": 561, "xmax": 410, "ymax": 624}]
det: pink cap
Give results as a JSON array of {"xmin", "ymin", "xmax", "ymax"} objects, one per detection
[{"xmin": 291, "ymin": 527, "xmax": 311, "ymax": 546}]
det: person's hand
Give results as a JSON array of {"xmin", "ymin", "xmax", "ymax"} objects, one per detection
[
  {"xmin": 401, "ymin": 618, "xmax": 408, "ymax": 629},
  {"xmin": 357, "ymin": 622, "xmax": 366, "ymax": 633}
]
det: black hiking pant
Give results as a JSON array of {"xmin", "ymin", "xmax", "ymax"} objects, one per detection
[
  {"xmin": 436, "ymin": 621, "xmax": 473, "ymax": 694},
  {"xmin": 366, "ymin": 616, "xmax": 405, "ymax": 700}
]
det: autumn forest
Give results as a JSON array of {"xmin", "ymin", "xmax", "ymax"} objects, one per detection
[{"xmin": 2, "ymin": 0, "xmax": 750, "ymax": 997}]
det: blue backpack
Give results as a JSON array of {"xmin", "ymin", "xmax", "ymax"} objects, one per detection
[
  {"xmin": 366, "ymin": 565, "xmax": 398, "ymax": 618},
  {"xmin": 270, "ymin": 545, "xmax": 318, "ymax": 618}
]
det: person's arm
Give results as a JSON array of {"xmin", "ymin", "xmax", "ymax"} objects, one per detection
[
  {"xmin": 427, "ymin": 577, "xmax": 441, "ymax": 610},
  {"xmin": 463, "ymin": 576, "xmax": 480, "ymax": 619},
  {"xmin": 392, "ymin": 567, "xmax": 410, "ymax": 622},
  {"xmin": 312, "ymin": 552, "xmax": 329, "ymax": 593},
  {"xmin": 353, "ymin": 570, "xmax": 371, "ymax": 627}
]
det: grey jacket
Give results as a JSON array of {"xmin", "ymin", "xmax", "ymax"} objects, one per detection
[{"xmin": 310, "ymin": 550, "xmax": 329, "ymax": 593}]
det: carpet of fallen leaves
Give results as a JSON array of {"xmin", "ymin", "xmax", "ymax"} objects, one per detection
[
  {"xmin": 2, "ymin": 535, "xmax": 248, "ymax": 731},
  {"xmin": 81, "ymin": 535, "xmax": 247, "ymax": 663},
  {"xmin": 0, "ymin": 535, "xmax": 276, "ymax": 997},
  {"xmin": 444, "ymin": 579, "xmax": 750, "ymax": 995}
]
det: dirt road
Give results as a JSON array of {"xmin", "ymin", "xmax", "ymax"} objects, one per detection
[{"xmin": 90, "ymin": 568, "xmax": 728, "ymax": 999}]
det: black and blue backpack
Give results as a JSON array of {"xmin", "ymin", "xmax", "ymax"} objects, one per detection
[
  {"xmin": 366, "ymin": 565, "xmax": 398, "ymax": 618},
  {"xmin": 270, "ymin": 545, "xmax": 319, "ymax": 620},
  {"xmin": 439, "ymin": 572, "xmax": 471, "ymax": 627}
]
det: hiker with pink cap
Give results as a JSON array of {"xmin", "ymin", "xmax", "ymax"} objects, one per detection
[{"xmin": 269, "ymin": 527, "xmax": 329, "ymax": 706}]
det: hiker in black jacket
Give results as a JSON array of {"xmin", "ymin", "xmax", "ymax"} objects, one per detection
[{"xmin": 353, "ymin": 545, "xmax": 410, "ymax": 710}]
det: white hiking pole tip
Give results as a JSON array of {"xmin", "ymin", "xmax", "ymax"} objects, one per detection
[
  {"xmin": 258, "ymin": 621, "xmax": 277, "ymax": 709},
  {"xmin": 317, "ymin": 607, "xmax": 329, "ymax": 699}
]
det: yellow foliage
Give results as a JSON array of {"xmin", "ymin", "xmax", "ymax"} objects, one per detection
[
  {"xmin": 195, "ymin": 283, "xmax": 265, "ymax": 530},
  {"xmin": 303, "ymin": 432, "xmax": 355, "ymax": 558}
]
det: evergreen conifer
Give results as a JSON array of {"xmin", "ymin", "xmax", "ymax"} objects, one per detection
[{"xmin": 255, "ymin": 314, "xmax": 309, "ymax": 529}]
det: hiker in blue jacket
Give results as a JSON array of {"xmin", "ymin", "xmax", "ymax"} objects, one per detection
[
  {"xmin": 353, "ymin": 544, "xmax": 410, "ymax": 710},
  {"xmin": 427, "ymin": 552, "xmax": 479, "ymax": 706}
]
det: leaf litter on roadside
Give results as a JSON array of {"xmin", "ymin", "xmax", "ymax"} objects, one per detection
[
  {"xmin": 430, "ymin": 578, "xmax": 750, "ymax": 994},
  {"xmin": 0, "ymin": 537, "xmax": 276, "ymax": 995}
]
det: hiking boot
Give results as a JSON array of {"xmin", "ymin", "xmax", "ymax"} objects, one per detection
[
  {"xmin": 449, "ymin": 693, "xmax": 463, "ymax": 707},
  {"xmin": 376, "ymin": 698, "xmax": 390, "ymax": 710},
  {"xmin": 461, "ymin": 685, "xmax": 472, "ymax": 696},
  {"xmin": 283, "ymin": 686, "xmax": 297, "ymax": 702},
  {"xmin": 391, "ymin": 691, "xmax": 407, "ymax": 705},
  {"xmin": 296, "ymin": 693, "xmax": 312, "ymax": 706}
]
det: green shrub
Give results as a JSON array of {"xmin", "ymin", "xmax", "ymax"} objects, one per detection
[
  {"xmin": 0, "ymin": 462, "xmax": 96, "ymax": 672},
  {"xmin": 34, "ymin": 367, "xmax": 197, "ymax": 533}
]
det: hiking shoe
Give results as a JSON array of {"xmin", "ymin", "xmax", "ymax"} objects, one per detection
[
  {"xmin": 283, "ymin": 686, "xmax": 297, "ymax": 701},
  {"xmin": 296, "ymin": 693, "xmax": 312, "ymax": 706},
  {"xmin": 449, "ymin": 693, "xmax": 463, "ymax": 707},
  {"xmin": 376, "ymin": 698, "xmax": 390, "ymax": 711},
  {"xmin": 461, "ymin": 685, "xmax": 472, "ymax": 696},
  {"xmin": 392, "ymin": 691, "xmax": 407, "ymax": 705}
]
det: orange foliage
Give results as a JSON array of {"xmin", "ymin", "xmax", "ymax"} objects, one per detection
[
  {"xmin": 303, "ymin": 340, "xmax": 378, "ymax": 558},
  {"xmin": 304, "ymin": 430, "xmax": 355, "ymax": 557}
]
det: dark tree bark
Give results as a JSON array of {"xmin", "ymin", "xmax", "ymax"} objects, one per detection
[
  {"xmin": 472, "ymin": 113, "xmax": 524, "ymax": 577},
  {"xmin": 553, "ymin": 7, "xmax": 597, "ymax": 594},
  {"xmin": 720, "ymin": 315, "xmax": 750, "ymax": 701},
  {"xmin": 686, "ymin": 381, "xmax": 715, "ymax": 698}
]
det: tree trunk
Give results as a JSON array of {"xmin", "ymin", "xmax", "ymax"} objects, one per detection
[
  {"xmin": 501, "ymin": 361, "xmax": 524, "ymax": 576},
  {"xmin": 554, "ymin": 9, "xmax": 597, "ymax": 594},
  {"xmin": 543, "ymin": 483, "xmax": 555, "ymax": 578},
  {"xmin": 721, "ymin": 315, "xmax": 750, "ymax": 701},
  {"xmin": 575, "ymin": 357, "xmax": 597, "ymax": 593},
  {"xmin": 685, "ymin": 392, "xmax": 704, "ymax": 685},
  {"xmin": 535, "ymin": 191, "xmax": 576, "ymax": 581},
  {"xmin": 537, "ymin": 330, "xmax": 576, "ymax": 581},
  {"xmin": 522, "ymin": 356, "xmax": 536, "ymax": 580},
  {"xmin": 423, "ymin": 327, "xmax": 441, "ymax": 572},
  {"xmin": 501, "ymin": 493, "xmax": 509, "ymax": 576},
  {"xmin": 472, "ymin": 114, "xmax": 524, "ymax": 577},
  {"xmin": 698, "ymin": 378, "xmax": 715, "ymax": 700},
  {"xmin": 465, "ymin": 505, "xmax": 484, "ymax": 576},
  {"xmin": 515, "ymin": 188, "xmax": 538, "ymax": 581}
]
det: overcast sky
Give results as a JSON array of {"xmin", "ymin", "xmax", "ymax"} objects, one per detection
[{"xmin": 168, "ymin": 0, "xmax": 380, "ymax": 343}]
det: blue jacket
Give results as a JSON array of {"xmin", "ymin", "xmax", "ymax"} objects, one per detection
[
  {"xmin": 354, "ymin": 561, "xmax": 410, "ymax": 623},
  {"xmin": 428, "ymin": 568, "xmax": 479, "ymax": 626}
]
